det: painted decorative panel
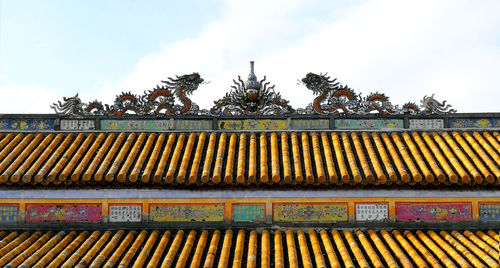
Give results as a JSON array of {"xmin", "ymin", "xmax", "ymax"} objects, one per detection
[
  {"xmin": 273, "ymin": 203, "xmax": 348, "ymax": 222},
  {"xmin": 449, "ymin": 118, "xmax": 500, "ymax": 128},
  {"xmin": 479, "ymin": 203, "xmax": 500, "ymax": 221},
  {"xmin": 291, "ymin": 119, "xmax": 329, "ymax": 130},
  {"xmin": 19, "ymin": 120, "xmax": 55, "ymax": 130},
  {"xmin": 101, "ymin": 120, "xmax": 171, "ymax": 130},
  {"xmin": 396, "ymin": 203, "xmax": 471, "ymax": 222},
  {"xmin": 0, "ymin": 120, "xmax": 18, "ymax": 130},
  {"xmin": 355, "ymin": 203, "xmax": 388, "ymax": 222},
  {"xmin": 409, "ymin": 119, "xmax": 444, "ymax": 129},
  {"xmin": 109, "ymin": 204, "xmax": 142, "ymax": 222},
  {"xmin": 26, "ymin": 204, "xmax": 102, "ymax": 223},
  {"xmin": 335, "ymin": 119, "xmax": 403, "ymax": 129},
  {"xmin": 174, "ymin": 120, "xmax": 212, "ymax": 130},
  {"xmin": 149, "ymin": 204, "xmax": 224, "ymax": 222},
  {"xmin": 0, "ymin": 119, "xmax": 55, "ymax": 130},
  {"xmin": 60, "ymin": 119, "xmax": 95, "ymax": 130},
  {"xmin": 232, "ymin": 204, "xmax": 265, "ymax": 222},
  {"xmin": 0, "ymin": 205, "xmax": 18, "ymax": 222},
  {"xmin": 218, "ymin": 119, "xmax": 287, "ymax": 130}
]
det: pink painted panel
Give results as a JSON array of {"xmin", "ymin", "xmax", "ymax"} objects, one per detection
[
  {"xmin": 396, "ymin": 202, "xmax": 471, "ymax": 222},
  {"xmin": 26, "ymin": 204, "xmax": 101, "ymax": 223}
]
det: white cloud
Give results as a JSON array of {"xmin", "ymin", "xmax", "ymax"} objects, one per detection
[
  {"xmin": 0, "ymin": 85, "xmax": 61, "ymax": 113},
  {"xmin": 114, "ymin": 0, "xmax": 500, "ymax": 113},
  {"xmin": 3, "ymin": 0, "xmax": 500, "ymax": 113}
]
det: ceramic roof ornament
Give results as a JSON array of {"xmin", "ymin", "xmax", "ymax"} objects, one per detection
[{"xmin": 211, "ymin": 61, "xmax": 295, "ymax": 115}]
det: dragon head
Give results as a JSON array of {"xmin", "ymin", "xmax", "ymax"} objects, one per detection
[
  {"xmin": 301, "ymin": 72, "xmax": 340, "ymax": 95},
  {"xmin": 162, "ymin": 72, "xmax": 204, "ymax": 95}
]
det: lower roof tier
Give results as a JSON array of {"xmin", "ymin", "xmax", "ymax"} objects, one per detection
[
  {"xmin": 0, "ymin": 130, "xmax": 498, "ymax": 188},
  {"xmin": 0, "ymin": 228, "xmax": 498, "ymax": 268}
]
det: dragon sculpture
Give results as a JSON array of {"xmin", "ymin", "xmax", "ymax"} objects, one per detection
[
  {"xmin": 51, "ymin": 73, "xmax": 206, "ymax": 116},
  {"xmin": 211, "ymin": 61, "xmax": 294, "ymax": 115},
  {"xmin": 299, "ymin": 72, "xmax": 456, "ymax": 115}
]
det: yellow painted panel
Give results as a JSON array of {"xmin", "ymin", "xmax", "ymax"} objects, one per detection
[
  {"xmin": 273, "ymin": 203, "xmax": 348, "ymax": 222},
  {"xmin": 218, "ymin": 119, "xmax": 287, "ymax": 130},
  {"xmin": 149, "ymin": 203, "xmax": 224, "ymax": 222}
]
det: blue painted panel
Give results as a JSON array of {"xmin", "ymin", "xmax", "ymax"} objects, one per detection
[
  {"xmin": 233, "ymin": 204, "xmax": 265, "ymax": 222},
  {"xmin": 0, "ymin": 205, "xmax": 18, "ymax": 222},
  {"xmin": 480, "ymin": 203, "xmax": 500, "ymax": 221}
]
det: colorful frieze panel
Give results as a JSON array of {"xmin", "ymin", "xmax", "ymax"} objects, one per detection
[
  {"xmin": 0, "ymin": 204, "xmax": 18, "ymax": 222},
  {"xmin": 479, "ymin": 203, "xmax": 500, "ymax": 222},
  {"xmin": 409, "ymin": 119, "xmax": 444, "ymax": 129},
  {"xmin": 19, "ymin": 119, "xmax": 55, "ymax": 130},
  {"xmin": 101, "ymin": 119, "xmax": 171, "ymax": 130},
  {"xmin": 149, "ymin": 203, "xmax": 224, "ymax": 222},
  {"xmin": 218, "ymin": 119, "xmax": 287, "ymax": 130},
  {"xmin": 60, "ymin": 119, "xmax": 95, "ymax": 130},
  {"xmin": 109, "ymin": 204, "xmax": 142, "ymax": 222},
  {"xmin": 26, "ymin": 204, "xmax": 102, "ymax": 223},
  {"xmin": 291, "ymin": 119, "xmax": 329, "ymax": 130},
  {"xmin": 396, "ymin": 202, "xmax": 472, "ymax": 222},
  {"xmin": 0, "ymin": 119, "xmax": 55, "ymax": 130},
  {"xmin": 449, "ymin": 118, "xmax": 500, "ymax": 128},
  {"xmin": 232, "ymin": 204, "xmax": 265, "ymax": 222},
  {"xmin": 174, "ymin": 120, "xmax": 212, "ymax": 130},
  {"xmin": 0, "ymin": 120, "xmax": 18, "ymax": 130},
  {"xmin": 273, "ymin": 203, "xmax": 348, "ymax": 223},
  {"xmin": 335, "ymin": 119, "xmax": 403, "ymax": 129},
  {"xmin": 355, "ymin": 203, "xmax": 388, "ymax": 222}
]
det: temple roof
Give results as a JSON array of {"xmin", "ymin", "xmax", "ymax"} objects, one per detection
[
  {"xmin": 0, "ymin": 228, "xmax": 497, "ymax": 267},
  {"xmin": 0, "ymin": 130, "xmax": 498, "ymax": 188}
]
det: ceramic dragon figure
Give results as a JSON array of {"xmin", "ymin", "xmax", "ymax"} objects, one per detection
[
  {"xmin": 299, "ymin": 72, "xmax": 456, "ymax": 115},
  {"xmin": 298, "ymin": 72, "xmax": 360, "ymax": 115},
  {"xmin": 51, "ymin": 73, "xmax": 206, "ymax": 116},
  {"xmin": 211, "ymin": 61, "xmax": 294, "ymax": 115}
]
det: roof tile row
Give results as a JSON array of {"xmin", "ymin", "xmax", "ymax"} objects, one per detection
[
  {"xmin": 0, "ymin": 131, "xmax": 498, "ymax": 187},
  {"xmin": 0, "ymin": 228, "xmax": 498, "ymax": 267}
]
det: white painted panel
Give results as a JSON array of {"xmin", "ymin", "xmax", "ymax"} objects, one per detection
[
  {"xmin": 60, "ymin": 120, "xmax": 95, "ymax": 130},
  {"xmin": 355, "ymin": 203, "xmax": 388, "ymax": 221},
  {"xmin": 409, "ymin": 119, "xmax": 444, "ymax": 129},
  {"xmin": 109, "ymin": 205, "xmax": 142, "ymax": 222}
]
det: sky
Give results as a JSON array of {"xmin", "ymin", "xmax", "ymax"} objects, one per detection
[{"xmin": 0, "ymin": 0, "xmax": 499, "ymax": 114}]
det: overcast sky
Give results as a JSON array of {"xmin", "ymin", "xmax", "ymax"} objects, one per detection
[{"xmin": 0, "ymin": 0, "xmax": 499, "ymax": 114}]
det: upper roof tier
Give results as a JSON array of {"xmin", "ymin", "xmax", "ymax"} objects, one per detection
[{"xmin": 0, "ymin": 130, "xmax": 498, "ymax": 188}]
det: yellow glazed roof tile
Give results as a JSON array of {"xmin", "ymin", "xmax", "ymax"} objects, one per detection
[
  {"xmin": 2, "ymin": 229, "xmax": 497, "ymax": 267},
  {"xmin": 0, "ymin": 131, "xmax": 498, "ymax": 187}
]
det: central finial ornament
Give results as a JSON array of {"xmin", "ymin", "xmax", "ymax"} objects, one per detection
[
  {"xmin": 245, "ymin": 61, "xmax": 260, "ymax": 97},
  {"xmin": 211, "ymin": 61, "xmax": 294, "ymax": 115}
]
